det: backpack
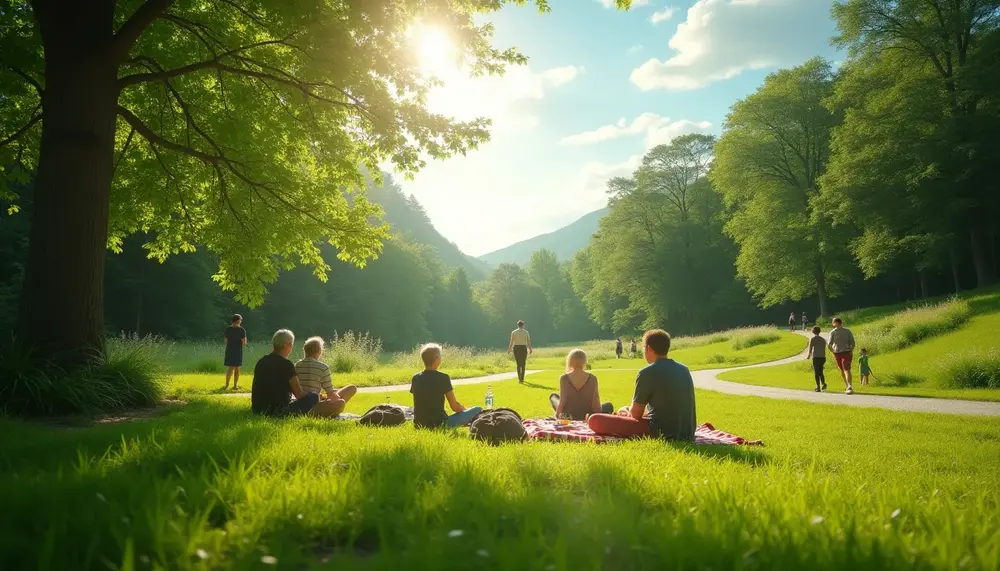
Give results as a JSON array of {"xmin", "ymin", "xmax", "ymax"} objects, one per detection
[
  {"xmin": 358, "ymin": 404, "xmax": 407, "ymax": 427},
  {"xmin": 469, "ymin": 407, "xmax": 525, "ymax": 445}
]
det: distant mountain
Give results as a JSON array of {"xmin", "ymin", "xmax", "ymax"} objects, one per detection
[
  {"xmin": 367, "ymin": 175, "xmax": 491, "ymax": 280},
  {"xmin": 478, "ymin": 207, "xmax": 609, "ymax": 267}
]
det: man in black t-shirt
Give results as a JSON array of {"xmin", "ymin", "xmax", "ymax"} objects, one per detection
[
  {"xmin": 251, "ymin": 329, "xmax": 342, "ymax": 417},
  {"xmin": 587, "ymin": 329, "xmax": 696, "ymax": 441},
  {"xmin": 410, "ymin": 343, "xmax": 481, "ymax": 428}
]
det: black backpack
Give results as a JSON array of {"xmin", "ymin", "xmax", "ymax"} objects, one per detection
[
  {"xmin": 358, "ymin": 404, "xmax": 407, "ymax": 427},
  {"xmin": 469, "ymin": 407, "xmax": 525, "ymax": 445}
]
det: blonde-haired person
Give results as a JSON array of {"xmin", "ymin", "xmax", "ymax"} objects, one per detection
[
  {"xmin": 294, "ymin": 336, "xmax": 357, "ymax": 412},
  {"xmin": 548, "ymin": 349, "xmax": 614, "ymax": 420},
  {"xmin": 410, "ymin": 343, "xmax": 482, "ymax": 428}
]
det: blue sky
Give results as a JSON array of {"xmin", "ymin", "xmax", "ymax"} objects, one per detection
[{"xmin": 396, "ymin": 0, "xmax": 842, "ymax": 257}]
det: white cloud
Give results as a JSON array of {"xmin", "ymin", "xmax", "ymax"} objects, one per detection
[
  {"xmin": 577, "ymin": 154, "xmax": 643, "ymax": 205},
  {"xmin": 627, "ymin": 44, "xmax": 643, "ymax": 54},
  {"xmin": 560, "ymin": 113, "xmax": 713, "ymax": 149},
  {"xmin": 631, "ymin": 0, "xmax": 837, "ymax": 91},
  {"xmin": 650, "ymin": 7, "xmax": 675, "ymax": 24},
  {"xmin": 427, "ymin": 64, "xmax": 584, "ymax": 132}
]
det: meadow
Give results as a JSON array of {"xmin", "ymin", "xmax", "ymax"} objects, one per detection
[
  {"xmin": 721, "ymin": 290, "xmax": 1000, "ymax": 400},
  {"xmin": 164, "ymin": 327, "xmax": 804, "ymax": 397},
  {"xmin": 2, "ymin": 371, "xmax": 999, "ymax": 570}
]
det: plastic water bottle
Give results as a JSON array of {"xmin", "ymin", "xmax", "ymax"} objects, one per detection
[
  {"xmin": 484, "ymin": 385, "xmax": 494, "ymax": 409},
  {"xmin": 385, "ymin": 393, "xmax": 390, "ymax": 405}
]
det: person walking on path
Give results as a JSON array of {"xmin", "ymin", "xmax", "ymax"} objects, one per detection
[
  {"xmin": 806, "ymin": 326, "xmax": 828, "ymax": 392},
  {"xmin": 801, "ymin": 312, "xmax": 809, "ymax": 331},
  {"xmin": 630, "ymin": 339, "xmax": 637, "ymax": 359},
  {"xmin": 615, "ymin": 338, "xmax": 623, "ymax": 359},
  {"xmin": 223, "ymin": 313, "xmax": 247, "ymax": 390},
  {"xmin": 828, "ymin": 317, "xmax": 856, "ymax": 394},
  {"xmin": 508, "ymin": 320, "xmax": 532, "ymax": 383},
  {"xmin": 788, "ymin": 312, "xmax": 797, "ymax": 332}
]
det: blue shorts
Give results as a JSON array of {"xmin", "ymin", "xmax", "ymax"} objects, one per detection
[{"xmin": 286, "ymin": 392, "xmax": 319, "ymax": 416}]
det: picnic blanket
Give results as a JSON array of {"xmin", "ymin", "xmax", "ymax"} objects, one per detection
[{"xmin": 522, "ymin": 419, "xmax": 763, "ymax": 446}]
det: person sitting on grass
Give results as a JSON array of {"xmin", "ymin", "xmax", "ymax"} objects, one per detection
[
  {"xmin": 250, "ymin": 329, "xmax": 344, "ymax": 417},
  {"xmin": 410, "ymin": 343, "xmax": 482, "ymax": 429},
  {"xmin": 587, "ymin": 329, "xmax": 696, "ymax": 441},
  {"xmin": 548, "ymin": 349, "xmax": 614, "ymax": 421},
  {"xmin": 294, "ymin": 336, "xmax": 357, "ymax": 411},
  {"xmin": 223, "ymin": 313, "xmax": 247, "ymax": 390},
  {"xmin": 806, "ymin": 326, "xmax": 828, "ymax": 392},
  {"xmin": 858, "ymin": 348, "xmax": 871, "ymax": 386}
]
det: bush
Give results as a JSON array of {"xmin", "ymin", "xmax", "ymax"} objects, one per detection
[
  {"xmin": 669, "ymin": 326, "xmax": 780, "ymax": 352},
  {"xmin": 938, "ymin": 349, "xmax": 1000, "ymax": 389},
  {"xmin": 0, "ymin": 335, "xmax": 167, "ymax": 417},
  {"xmin": 872, "ymin": 373, "xmax": 922, "ymax": 387},
  {"xmin": 390, "ymin": 344, "xmax": 508, "ymax": 370},
  {"xmin": 857, "ymin": 298, "xmax": 972, "ymax": 355},
  {"xmin": 326, "ymin": 331, "xmax": 381, "ymax": 373}
]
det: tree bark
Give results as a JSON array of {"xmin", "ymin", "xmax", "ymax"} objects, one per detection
[
  {"xmin": 970, "ymin": 225, "xmax": 997, "ymax": 288},
  {"xmin": 15, "ymin": 0, "xmax": 118, "ymax": 363},
  {"xmin": 918, "ymin": 269, "xmax": 929, "ymax": 299},
  {"xmin": 814, "ymin": 261, "xmax": 829, "ymax": 318}
]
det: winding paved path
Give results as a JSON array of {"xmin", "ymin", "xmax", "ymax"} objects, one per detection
[{"xmin": 227, "ymin": 336, "xmax": 1000, "ymax": 416}]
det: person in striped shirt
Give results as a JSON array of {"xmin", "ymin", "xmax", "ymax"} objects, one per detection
[{"xmin": 294, "ymin": 336, "xmax": 357, "ymax": 413}]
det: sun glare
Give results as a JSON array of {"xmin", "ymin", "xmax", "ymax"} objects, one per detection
[{"xmin": 415, "ymin": 25, "xmax": 456, "ymax": 76}]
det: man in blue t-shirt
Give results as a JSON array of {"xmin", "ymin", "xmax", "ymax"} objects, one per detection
[{"xmin": 587, "ymin": 329, "xmax": 696, "ymax": 441}]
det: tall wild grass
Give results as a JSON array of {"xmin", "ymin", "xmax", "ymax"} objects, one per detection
[{"xmin": 856, "ymin": 298, "xmax": 972, "ymax": 355}]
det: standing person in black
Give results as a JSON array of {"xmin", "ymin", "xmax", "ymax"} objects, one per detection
[
  {"xmin": 615, "ymin": 338, "xmax": 623, "ymax": 359},
  {"xmin": 224, "ymin": 313, "xmax": 247, "ymax": 390},
  {"xmin": 251, "ymin": 329, "xmax": 342, "ymax": 417},
  {"xmin": 507, "ymin": 320, "xmax": 532, "ymax": 383},
  {"xmin": 806, "ymin": 326, "xmax": 828, "ymax": 392}
]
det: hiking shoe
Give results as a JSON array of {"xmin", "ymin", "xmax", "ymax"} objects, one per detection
[
  {"xmin": 822, "ymin": 383, "xmax": 827, "ymax": 391},
  {"xmin": 814, "ymin": 388, "xmax": 821, "ymax": 392},
  {"xmin": 846, "ymin": 387, "xmax": 854, "ymax": 395}
]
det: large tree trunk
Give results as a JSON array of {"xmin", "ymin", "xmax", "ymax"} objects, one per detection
[
  {"xmin": 814, "ymin": 261, "xmax": 829, "ymax": 318},
  {"xmin": 15, "ymin": 1, "xmax": 118, "ymax": 363},
  {"xmin": 970, "ymin": 225, "xmax": 997, "ymax": 289}
]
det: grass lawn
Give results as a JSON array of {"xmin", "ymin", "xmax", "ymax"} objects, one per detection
[
  {"xmin": 167, "ymin": 333, "xmax": 806, "ymax": 397},
  {"xmin": 720, "ymin": 312, "xmax": 1000, "ymax": 402},
  {"xmin": 2, "ymin": 371, "xmax": 999, "ymax": 570}
]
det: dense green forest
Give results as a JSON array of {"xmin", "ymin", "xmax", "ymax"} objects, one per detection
[{"xmin": 1, "ymin": 0, "xmax": 998, "ymax": 355}]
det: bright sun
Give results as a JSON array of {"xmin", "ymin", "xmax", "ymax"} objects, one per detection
[{"xmin": 414, "ymin": 25, "xmax": 456, "ymax": 76}]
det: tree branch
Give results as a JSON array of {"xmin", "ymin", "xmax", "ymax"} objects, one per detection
[
  {"xmin": 113, "ymin": 0, "xmax": 175, "ymax": 61},
  {"xmin": 118, "ymin": 38, "xmax": 294, "ymax": 87},
  {"xmin": 0, "ymin": 111, "xmax": 42, "ymax": 149},
  {"xmin": 6, "ymin": 65, "xmax": 44, "ymax": 96},
  {"xmin": 118, "ymin": 105, "xmax": 221, "ymax": 164}
]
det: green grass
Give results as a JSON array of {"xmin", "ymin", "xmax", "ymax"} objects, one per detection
[
  {"xmin": 2, "ymin": 372, "xmax": 999, "ymax": 570},
  {"xmin": 167, "ymin": 333, "xmax": 805, "ymax": 397},
  {"xmin": 853, "ymin": 298, "xmax": 972, "ymax": 355},
  {"xmin": 720, "ymin": 311, "xmax": 1000, "ymax": 401}
]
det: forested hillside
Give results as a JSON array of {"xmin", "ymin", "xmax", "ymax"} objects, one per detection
[{"xmin": 478, "ymin": 207, "xmax": 607, "ymax": 266}]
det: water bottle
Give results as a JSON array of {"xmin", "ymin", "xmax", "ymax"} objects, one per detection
[
  {"xmin": 385, "ymin": 393, "xmax": 390, "ymax": 405},
  {"xmin": 484, "ymin": 385, "xmax": 494, "ymax": 409}
]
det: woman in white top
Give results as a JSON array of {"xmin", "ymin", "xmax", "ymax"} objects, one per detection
[{"xmin": 507, "ymin": 320, "xmax": 532, "ymax": 383}]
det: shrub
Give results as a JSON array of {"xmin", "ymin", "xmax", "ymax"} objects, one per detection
[
  {"xmin": 729, "ymin": 327, "xmax": 781, "ymax": 351},
  {"xmin": 391, "ymin": 344, "xmax": 508, "ymax": 370},
  {"xmin": 857, "ymin": 298, "xmax": 972, "ymax": 355},
  {"xmin": 872, "ymin": 373, "xmax": 922, "ymax": 387},
  {"xmin": 938, "ymin": 349, "xmax": 1000, "ymax": 389},
  {"xmin": 325, "ymin": 331, "xmax": 381, "ymax": 373},
  {"xmin": 0, "ymin": 335, "xmax": 167, "ymax": 417}
]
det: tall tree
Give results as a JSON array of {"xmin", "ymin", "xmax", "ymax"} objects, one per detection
[
  {"xmin": 0, "ymin": 0, "xmax": 571, "ymax": 363},
  {"xmin": 710, "ymin": 58, "xmax": 847, "ymax": 317},
  {"xmin": 832, "ymin": 0, "xmax": 1000, "ymax": 287}
]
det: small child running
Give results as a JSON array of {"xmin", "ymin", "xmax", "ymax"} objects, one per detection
[
  {"xmin": 410, "ymin": 344, "xmax": 482, "ymax": 429},
  {"xmin": 858, "ymin": 348, "xmax": 871, "ymax": 386},
  {"xmin": 806, "ymin": 326, "xmax": 827, "ymax": 392}
]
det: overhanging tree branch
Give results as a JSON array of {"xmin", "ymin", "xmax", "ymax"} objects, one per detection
[
  {"xmin": 112, "ymin": 0, "xmax": 176, "ymax": 61},
  {"xmin": 0, "ymin": 111, "xmax": 42, "ymax": 149},
  {"xmin": 6, "ymin": 65, "xmax": 44, "ymax": 96}
]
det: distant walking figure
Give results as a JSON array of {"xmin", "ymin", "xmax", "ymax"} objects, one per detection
[
  {"xmin": 801, "ymin": 312, "xmax": 808, "ymax": 331},
  {"xmin": 828, "ymin": 317, "xmax": 857, "ymax": 394},
  {"xmin": 615, "ymin": 338, "xmax": 623, "ymax": 359},
  {"xmin": 788, "ymin": 312, "xmax": 797, "ymax": 332},
  {"xmin": 630, "ymin": 339, "xmax": 637, "ymax": 358},
  {"xmin": 224, "ymin": 313, "xmax": 247, "ymax": 390},
  {"xmin": 508, "ymin": 320, "xmax": 532, "ymax": 383}
]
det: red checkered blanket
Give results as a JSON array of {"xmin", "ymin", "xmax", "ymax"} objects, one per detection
[{"xmin": 522, "ymin": 420, "xmax": 763, "ymax": 446}]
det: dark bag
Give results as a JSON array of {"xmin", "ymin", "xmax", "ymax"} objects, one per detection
[
  {"xmin": 358, "ymin": 404, "xmax": 407, "ymax": 427},
  {"xmin": 469, "ymin": 407, "xmax": 525, "ymax": 445}
]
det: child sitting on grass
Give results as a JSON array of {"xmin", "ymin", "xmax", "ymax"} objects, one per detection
[
  {"xmin": 294, "ymin": 336, "xmax": 357, "ymax": 411},
  {"xmin": 410, "ymin": 343, "xmax": 482, "ymax": 429},
  {"xmin": 859, "ymin": 348, "xmax": 871, "ymax": 386}
]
